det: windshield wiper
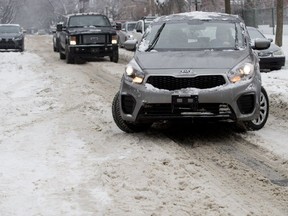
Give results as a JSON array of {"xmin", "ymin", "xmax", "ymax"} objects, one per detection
[{"xmin": 146, "ymin": 23, "xmax": 166, "ymax": 52}]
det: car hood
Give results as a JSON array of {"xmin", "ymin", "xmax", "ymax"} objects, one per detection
[
  {"xmin": 135, "ymin": 50, "xmax": 250, "ymax": 70},
  {"xmin": 68, "ymin": 27, "xmax": 116, "ymax": 35},
  {"xmin": 0, "ymin": 33, "xmax": 22, "ymax": 38}
]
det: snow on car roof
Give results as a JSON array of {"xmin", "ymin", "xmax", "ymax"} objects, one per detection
[
  {"xmin": 66, "ymin": 13, "xmax": 103, "ymax": 18},
  {"xmin": 154, "ymin": 11, "xmax": 241, "ymax": 23},
  {"xmin": 0, "ymin": 24, "xmax": 21, "ymax": 27}
]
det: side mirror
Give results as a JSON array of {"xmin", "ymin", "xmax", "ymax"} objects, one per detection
[
  {"xmin": 268, "ymin": 38, "xmax": 273, "ymax": 42},
  {"xmin": 56, "ymin": 23, "xmax": 63, "ymax": 31},
  {"xmin": 115, "ymin": 23, "xmax": 122, "ymax": 31},
  {"xmin": 136, "ymin": 28, "xmax": 142, "ymax": 33},
  {"xmin": 251, "ymin": 38, "xmax": 271, "ymax": 50}
]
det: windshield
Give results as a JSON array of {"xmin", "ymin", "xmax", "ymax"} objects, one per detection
[
  {"xmin": 141, "ymin": 21, "xmax": 245, "ymax": 51},
  {"xmin": 247, "ymin": 28, "xmax": 265, "ymax": 40},
  {"xmin": 69, "ymin": 15, "xmax": 111, "ymax": 27},
  {"xmin": 0, "ymin": 26, "xmax": 21, "ymax": 33}
]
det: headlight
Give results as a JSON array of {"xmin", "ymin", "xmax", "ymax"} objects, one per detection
[
  {"xmin": 228, "ymin": 62, "xmax": 255, "ymax": 83},
  {"xmin": 273, "ymin": 49, "xmax": 284, "ymax": 56},
  {"xmin": 125, "ymin": 65, "xmax": 144, "ymax": 84},
  {"xmin": 112, "ymin": 35, "xmax": 118, "ymax": 44},
  {"xmin": 69, "ymin": 36, "xmax": 77, "ymax": 45}
]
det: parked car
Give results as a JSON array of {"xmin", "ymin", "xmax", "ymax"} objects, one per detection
[
  {"xmin": 0, "ymin": 24, "xmax": 25, "ymax": 52},
  {"xmin": 124, "ymin": 16, "xmax": 155, "ymax": 51},
  {"xmin": 37, "ymin": 29, "xmax": 47, "ymax": 35},
  {"xmin": 52, "ymin": 22, "xmax": 63, "ymax": 52},
  {"xmin": 117, "ymin": 21, "xmax": 137, "ymax": 47},
  {"xmin": 112, "ymin": 12, "xmax": 270, "ymax": 133},
  {"xmin": 247, "ymin": 26, "xmax": 285, "ymax": 71},
  {"xmin": 57, "ymin": 13, "xmax": 119, "ymax": 64}
]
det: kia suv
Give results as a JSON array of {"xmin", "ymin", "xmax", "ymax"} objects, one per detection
[{"xmin": 112, "ymin": 12, "xmax": 270, "ymax": 133}]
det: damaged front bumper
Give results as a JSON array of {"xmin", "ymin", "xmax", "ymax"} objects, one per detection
[{"xmin": 119, "ymin": 76, "xmax": 261, "ymax": 123}]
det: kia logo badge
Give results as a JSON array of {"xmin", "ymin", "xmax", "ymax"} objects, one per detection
[{"xmin": 180, "ymin": 69, "xmax": 193, "ymax": 74}]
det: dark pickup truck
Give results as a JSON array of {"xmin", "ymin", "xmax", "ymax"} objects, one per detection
[{"xmin": 57, "ymin": 13, "xmax": 119, "ymax": 64}]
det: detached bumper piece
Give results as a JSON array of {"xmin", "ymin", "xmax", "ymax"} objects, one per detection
[{"xmin": 137, "ymin": 103, "xmax": 234, "ymax": 121}]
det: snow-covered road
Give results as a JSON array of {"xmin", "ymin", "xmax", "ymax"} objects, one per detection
[{"xmin": 0, "ymin": 35, "xmax": 287, "ymax": 216}]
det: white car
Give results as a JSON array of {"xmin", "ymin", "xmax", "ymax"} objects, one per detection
[{"xmin": 124, "ymin": 16, "xmax": 155, "ymax": 51}]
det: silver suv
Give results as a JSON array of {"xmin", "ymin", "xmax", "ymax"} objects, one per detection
[{"xmin": 112, "ymin": 12, "xmax": 270, "ymax": 133}]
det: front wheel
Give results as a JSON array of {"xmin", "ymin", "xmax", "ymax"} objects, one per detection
[
  {"xmin": 65, "ymin": 47, "xmax": 74, "ymax": 64},
  {"xmin": 112, "ymin": 92, "xmax": 151, "ymax": 133},
  {"xmin": 244, "ymin": 86, "xmax": 269, "ymax": 130},
  {"xmin": 59, "ymin": 51, "xmax": 66, "ymax": 60},
  {"xmin": 110, "ymin": 50, "xmax": 119, "ymax": 63}
]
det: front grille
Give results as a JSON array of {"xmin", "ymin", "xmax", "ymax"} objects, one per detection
[
  {"xmin": 82, "ymin": 34, "xmax": 106, "ymax": 44},
  {"xmin": 237, "ymin": 94, "xmax": 255, "ymax": 114},
  {"xmin": 0, "ymin": 39, "xmax": 16, "ymax": 49},
  {"xmin": 146, "ymin": 75, "xmax": 226, "ymax": 91}
]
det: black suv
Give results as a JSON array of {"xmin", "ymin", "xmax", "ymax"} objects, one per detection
[
  {"xmin": 57, "ymin": 13, "xmax": 119, "ymax": 64},
  {"xmin": 0, "ymin": 24, "xmax": 25, "ymax": 52}
]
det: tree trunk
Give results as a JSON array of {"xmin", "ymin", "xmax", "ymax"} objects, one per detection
[
  {"xmin": 275, "ymin": 0, "xmax": 283, "ymax": 47},
  {"xmin": 225, "ymin": 0, "xmax": 231, "ymax": 14}
]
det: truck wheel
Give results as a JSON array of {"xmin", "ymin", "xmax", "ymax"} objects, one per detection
[
  {"xmin": 244, "ymin": 87, "xmax": 269, "ymax": 130},
  {"xmin": 65, "ymin": 48, "xmax": 74, "ymax": 64},
  {"xmin": 59, "ymin": 51, "xmax": 66, "ymax": 60},
  {"xmin": 110, "ymin": 50, "xmax": 119, "ymax": 63},
  {"xmin": 112, "ymin": 92, "xmax": 151, "ymax": 133}
]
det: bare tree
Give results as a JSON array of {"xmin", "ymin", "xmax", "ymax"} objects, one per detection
[
  {"xmin": 155, "ymin": 0, "xmax": 187, "ymax": 15},
  {"xmin": 275, "ymin": 0, "xmax": 283, "ymax": 46},
  {"xmin": 0, "ymin": 0, "xmax": 18, "ymax": 24}
]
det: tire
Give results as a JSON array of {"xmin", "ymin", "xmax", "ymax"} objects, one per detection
[
  {"xmin": 65, "ymin": 47, "xmax": 74, "ymax": 64},
  {"xmin": 110, "ymin": 50, "xmax": 119, "ymax": 63},
  {"xmin": 244, "ymin": 86, "xmax": 269, "ymax": 130},
  {"xmin": 59, "ymin": 51, "xmax": 65, "ymax": 60},
  {"xmin": 112, "ymin": 92, "xmax": 151, "ymax": 133},
  {"xmin": 53, "ymin": 45, "xmax": 59, "ymax": 52}
]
